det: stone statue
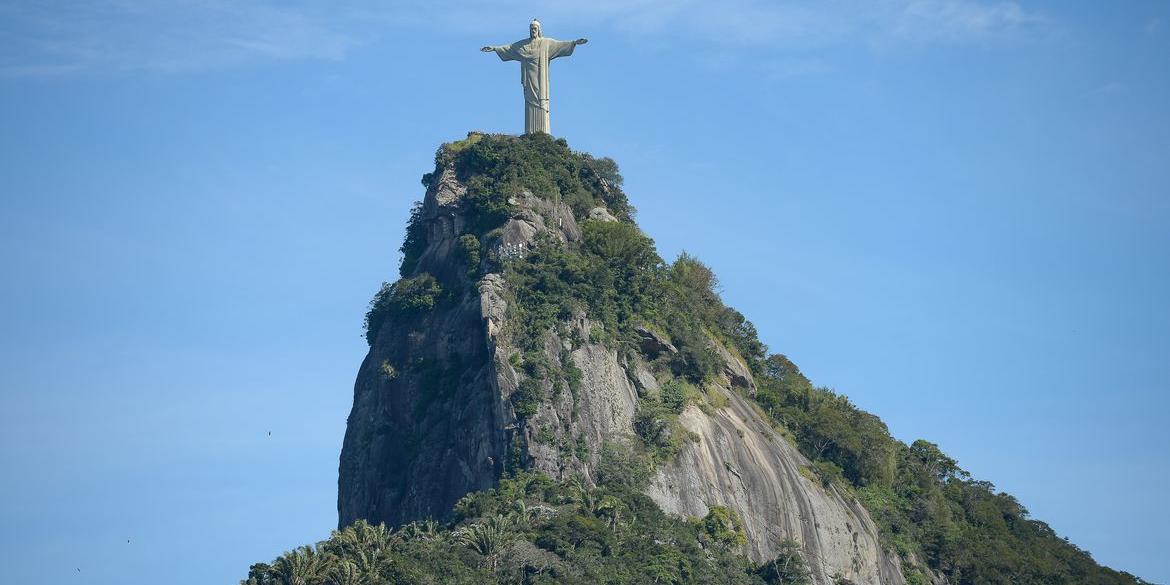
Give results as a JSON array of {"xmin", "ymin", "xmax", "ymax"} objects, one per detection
[{"xmin": 481, "ymin": 20, "xmax": 588, "ymax": 135}]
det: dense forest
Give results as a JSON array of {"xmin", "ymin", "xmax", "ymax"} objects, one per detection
[
  {"xmin": 247, "ymin": 134, "xmax": 1150, "ymax": 584},
  {"xmin": 246, "ymin": 472, "xmax": 810, "ymax": 584}
]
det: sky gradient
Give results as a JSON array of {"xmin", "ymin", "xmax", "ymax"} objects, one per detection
[{"xmin": 1, "ymin": 1, "xmax": 1167, "ymax": 583}]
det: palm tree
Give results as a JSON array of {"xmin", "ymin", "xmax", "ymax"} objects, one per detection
[
  {"xmin": 327, "ymin": 520, "xmax": 397, "ymax": 557},
  {"xmin": 511, "ymin": 499, "xmax": 556, "ymax": 529},
  {"xmin": 321, "ymin": 521, "xmax": 400, "ymax": 584},
  {"xmin": 271, "ymin": 546, "xmax": 327, "ymax": 585},
  {"xmin": 399, "ymin": 518, "xmax": 440, "ymax": 542},
  {"xmin": 566, "ymin": 475, "xmax": 597, "ymax": 513},
  {"xmin": 453, "ymin": 514, "xmax": 515, "ymax": 570},
  {"xmin": 324, "ymin": 561, "xmax": 363, "ymax": 585},
  {"xmin": 595, "ymin": 495, "xmax": 623, "ymax": 532},
  {"xmin": 348, "ymin": 549, "xmax": 394, "ymax": 584}
]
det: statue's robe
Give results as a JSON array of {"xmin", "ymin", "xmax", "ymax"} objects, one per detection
[{"xmin": 489, "ymin": 37, "xmax": 577, "ymax": 134}]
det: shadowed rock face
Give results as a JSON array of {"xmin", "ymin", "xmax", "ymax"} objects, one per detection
[
  {"xmin": 337, "ymin": 162, "xmax": 908, "ymax": 584},
  {"xmin": 337, "ymin": 169, "xmax": 509, "ymax": 528}
]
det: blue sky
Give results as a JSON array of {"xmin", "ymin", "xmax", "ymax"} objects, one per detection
[{"xmin": 1, "ymin": 1, "xmax": 1167, "ymax": 583}]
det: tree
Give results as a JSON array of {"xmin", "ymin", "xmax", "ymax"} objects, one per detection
[
  {"xmin": 270, "ymin": 546, "xmax": 326, "ymax": 585},
  {"xmin": 756, "ymin": 540, "xmax": 811, "ymax": 584},
  {"xmin": 910, "ymin": 440, "xmax": 967, "ymax": 482},
  {"xmin": 595, "ymin": 495, "xmax": 624, "ymax": 532},
  {"xmin": 453, "ymin": 514, "xmax": 516, "ymax": 570},
  {"xmin": 323, "ymin": 561, "xmax": 363, "ymax": 585},
  {"xmin": 597, "ymin": 441, "xmax": 653, "ymax": 490},
  {"xmin": 398, "ymin": 518, "xmax": 441, "ymax": 542},
  {"xmin": 699, "ymin": 506, "xmax": 747, "ymax": 549},
  {"xmin": 325, "ymin": 520, "xmax": 396, "ymax": 558},
  {"xmin": 363, "ymin": 274, "xmax": 443, "ymax": 345}
]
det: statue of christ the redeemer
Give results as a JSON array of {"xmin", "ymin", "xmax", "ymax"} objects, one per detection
[{"xmin": 481, "ymin": 20, "xmax": 588, "ymax": 135}]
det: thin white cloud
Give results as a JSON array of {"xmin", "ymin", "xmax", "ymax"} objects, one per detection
[
  {"xmin": 402, "ymin": 0, "xmax": 1041, "ymax": 46},
  {"xmin": 890, "ymin": 0, "xmax": 1039, "ymax": 42},
  {"xmin": 0, "ymin": 1, "xmax": 364, "ymax": 76},
  {"xmin": 0, "ymin": 0, "xmax": 1043, "ymax": 77}
]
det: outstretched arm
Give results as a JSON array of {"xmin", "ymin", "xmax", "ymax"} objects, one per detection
[
  {"xmin": 482, "ymin": 44, "xmax": 519, "ymax": 61},
  {"xmin": 549, "ymin": 37, "xmax": 587, "ymax": 60}
]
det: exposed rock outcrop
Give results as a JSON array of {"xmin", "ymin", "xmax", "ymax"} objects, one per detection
[{"xmin": 648, "ymin": 391, "xmax": 904, "ymax": 583}]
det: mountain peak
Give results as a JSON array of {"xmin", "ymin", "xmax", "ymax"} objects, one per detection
[{"xmin": 247, "ymin": 135, "xmax": 1149, "ymax": 585}]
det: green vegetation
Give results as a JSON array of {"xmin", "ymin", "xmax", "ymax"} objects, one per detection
[
  {"xmin": 503, "ymin": 222, "xmax": 659, "ymax": 348},
  {"xmin": 751, "ymin": 358, "xmax": 1149, "ymax": 585},
  {"xmin": 633, "ymin": 398, "xmax": 688, "ymax": 461},
  {"xmin": 500, "ymin": 223, "xmax": 758, "ymax": 388},
  {"xmin": 457, "ymin": 233, "xmax": 482, "ymax": 277},
  {"xmin": 363, "ymin": 274, "xmax": 443, "ymax": 346},
  {"xmin": 696, "ymin": 506, "xmax": 748, "ymax": 548},
  {"xmin": 511, "ymin": 378, "xmax": 543, "ymax": 419},
  {"xmin": 245, "ymin": 472, "xmax": 791, "ymax": 585},
  {"xmin": 754, "ymin": 540, "xmax": 811, "ymax": 585},
  {"xmin": 442, "ymin": 132, "xmax": 633, "ymax": 229},
  {"xmin": 633, "ymin": 381, "xmax": 702, "ymax": 463},
  {"xmin": 594, "ymin": 441, "xmax": 653, "ymax": 490},
  {"xmin": 399, "ymin": 202, "xmax": 428, "ymax": 277}
]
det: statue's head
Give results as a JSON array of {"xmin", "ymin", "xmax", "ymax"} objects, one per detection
[{"xmin": 529, "ymin": 19, "xmax": 542, "ymax": 39}]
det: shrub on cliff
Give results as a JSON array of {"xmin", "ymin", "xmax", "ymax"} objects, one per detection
[
  {"xmin": 697, "ymin": 506, "xmax": 748, "ymax": 549},
  {"xmin": 363, "ymin": 274, "xmax": 443, "ymax": 345},
  {"xmin": 755, "ymin": 540, "xmax": 812, "ymax": 584},
  {"xmin": 399, "ymin": 201, "xmax": 428, "ymax": 277},
  {"xmin": 439, "ymin": 133, "xmax": 633, "ymax": 231}
]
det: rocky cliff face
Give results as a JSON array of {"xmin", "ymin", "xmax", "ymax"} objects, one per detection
[
  {"xmin": 337, "ymin": 167, "xmax": 509, "ymax": 527},
  {"xmin": 648, "ymin": 392, "xmax": 905, "ymax": 583},
  {"xmin": 338, "ymin": 142, "xmax": 908, "ymax": 584}
]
